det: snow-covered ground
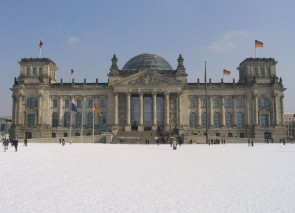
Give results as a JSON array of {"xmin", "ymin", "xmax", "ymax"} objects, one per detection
[{"xmin": 1, "ymin": 142, "xmax": 295, "ymax": 213}]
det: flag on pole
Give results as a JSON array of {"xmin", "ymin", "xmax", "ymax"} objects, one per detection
[
  {"xmin": 71, "ymin": 103, "xmax": 78, "ymax": 112},
  {"xmin": 39, "ymin": 40, "xmax": 43, "ymax": 49},
  {"xmin": 255, "ymin": 40, "xmax": 263, "ymax": 48},
  {"xmin": 223, "ymin": 69, "xmax": 231, "ymax": 75},
  {"xmin": 93, "ymin": 103, "xmax": 102, "ymax": 117}
]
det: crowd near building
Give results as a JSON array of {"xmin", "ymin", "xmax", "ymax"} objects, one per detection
[{"xmin": 9, "ymin": 53, "xmax": 286, "ymax": 143}]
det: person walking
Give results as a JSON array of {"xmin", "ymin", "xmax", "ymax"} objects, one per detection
[
  {"xmin": 24, "ymin": 139, "xmax": 28, "ymax": 146},
  {"xmin": 248, "ymin": 137, "xmax": 251, "ymax": 146},
  {"xmin": 14, "ymin": 138, "xmax": 19, "ymax": 152},
  {"xmin": 2, "ymin": 139, "xmax": 9, "ymax": 152},
  {"xmin": 251, "ymin": 138, "xmax": 254, "ymax": 147},
  {"xmin": 172, "ymin": 138, "xmax": 177, "ymax": 150}
]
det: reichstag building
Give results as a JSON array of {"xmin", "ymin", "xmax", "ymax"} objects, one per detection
[{"xmin": 10, "ymin": 53, "xmax": 286, "ymax": 143}]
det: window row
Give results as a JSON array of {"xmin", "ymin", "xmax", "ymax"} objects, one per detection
[
  {"xmin": 26, "ymin": 67, "xmax": 43, "ymax": 76},
  {"xmin": 51, "ymin": 112, "xmax": 106, "ymax": 128},
  {"xmin": 189, "ymin": 112, "xmax": 270, "ymax": 128},
  {"xmin": 52, "ymin": 99, "xmax": 105, "ymax": 108},
  {"xmin": 189, "ymin": 112, "xmax": 244, "ymax": 128},
  {"xmin": 190, "ymin": 96, "xmax": 270, "ymax": 108}
]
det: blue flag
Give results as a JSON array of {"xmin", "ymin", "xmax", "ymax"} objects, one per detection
[{"xmin": 71, "ymin": 103, "xmax": 78, "ymax": 112}]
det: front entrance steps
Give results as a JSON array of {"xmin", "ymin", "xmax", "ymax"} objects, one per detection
[{"xmin": 111, "ymin": 130, "xmax": 160, "ymax": 144}]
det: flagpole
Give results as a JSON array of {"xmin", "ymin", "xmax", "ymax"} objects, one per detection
[
  {"xmin": 205, "ymin": 61, "xmax": 208, "ymax": 144},
  {"xmin": 81, "ymin": 101, "xmax": 84, "ymax": 143},
  {"xmin": 93, "ymin": 102, "xmax": 95, "ymax": 143},
  {"xmin": 255, "ymin": 46, "xmax": 257, "ymax": 58},
  {"xmin": 70, "ymin": 110, "xmax": 72, "ymax": 143},
  {"xmin": 39, "ymin": 48, "xmax": 42, "ymax": 58}
]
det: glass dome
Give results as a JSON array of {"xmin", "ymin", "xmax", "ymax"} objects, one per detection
[{"xmin": 122, "ymin": 53, "xmax": 173, "ymax": 71}]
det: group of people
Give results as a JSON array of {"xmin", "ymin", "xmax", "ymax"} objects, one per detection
[
  {"xmin": 2, "ymin": 138, "xmax": 19, "ymax": 152},
  {"xmin": 59, "ymin": 138, "xmax": 66, "ymax": 146}
]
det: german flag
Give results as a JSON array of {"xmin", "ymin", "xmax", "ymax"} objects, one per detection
[
  {"xmin": 255, "ymin": 40, "xmax": 263, "ymax": 48},
  {"xmin": 223, "ymin": 69, "xmax": 231, "ymax": 75},
  {"xmin": 39, "ymin": 40, "xmax": 43, "ymax": 49},
  {"xmin": 93, "ymin": 103, "xmax": 102, "ymax": 118}
]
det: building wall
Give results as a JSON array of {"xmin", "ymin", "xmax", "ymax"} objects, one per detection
[{"xmin": 10, "ymin": 57, "xmax": 286, "ymax": 142}]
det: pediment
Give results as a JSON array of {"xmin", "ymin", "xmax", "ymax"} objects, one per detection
[{"xmin": 114, "ymin": 71, "xmax": 182, "ymax": 86}]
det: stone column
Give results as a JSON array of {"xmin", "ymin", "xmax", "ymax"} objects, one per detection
[
  {"xmin": 12, "ymin": 95, "xmax": 16, "ymax": 125},
  {"xmin": 125, "ymin": 92, "xmax": 131, "ymax": 131},
  {"xmin": 197, "ymin": 96, "xmax": 201, "ymax": 127},
  {"xmin": 233, "ymin": 96, "xmax": 237, "ymax": 127},
  {"xmin": 273, "ymin": 94, "xmax": 278, "ymax": 125},
  {"xmin": 254, "ymin": 94, "xmax": 258, "ymax": 125},
  {"xmin": 164, "ymin": 92, "xmax": 170, "ymax": 129},
  {"xmin": 59, "ymin": 96, "xmax": 63, "ymax": 126},
  {"xmin": 18, "ymin": 94, "xmax": 23, "ymax": 125},
  {"xmin": 178, "ymin": 93, "xmax": 182, "ymax": 127},
  {"xmin": 221, "ymin": 96, "xmax": 225, "ymax": 127},
  {"xmin": 152, "ymin": 92, "xmax": 157, "ymax": 131},
  {"xmin": 138, "ymin": 92, "xmax": 144, "ymax": 131},
  {"xmin": 245, "ymin": 95, "xmax": 249, "ymax": 126},
  {"xmin": 209, "ymin": 96, "xmax": 213, "ymax": 127},
  {"xmin": 114, "ymin": 93, "xmax": 118, "ymax": 126},
  {"xmin": 280, "ymin": 96, "xmax": 284, "ymax": 125},
  {"xmin": 38, "ymin": 92, "xmax": 43, "ymax": 125},
  {"xmin": 82, "ymin": 96, "xmax": 86, "ymax": 132}
]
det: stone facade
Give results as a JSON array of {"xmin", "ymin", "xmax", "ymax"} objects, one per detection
[{"xmin": 10, "ymin": 54, "xmax": 286, "ymax": 142}]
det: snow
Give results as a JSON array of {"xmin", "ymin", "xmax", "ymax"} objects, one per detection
[{"xmin": 1, "ymin": 143, "xmax": 295, "ymax": 213}]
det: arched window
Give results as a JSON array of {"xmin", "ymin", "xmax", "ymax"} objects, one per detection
[
  {"xmin": 237, "ymin": 112, "xmax": 244, "ymax": 128},
  {"xmin": 214, "ymin": 112, "xmax": 220, "ymax": 128},
  {"xmin": 201, "ymin": 112, "xmax": 207, "ymax": 128},
  {"xmin": 76, "ymin": 112, "xmax": 82, "ymax": 128},
  {"xmin": 64, "ymin": 112, "xmax": 70, "ymax": 128},
  {"xmin": 189, "ymin": 112, "xmax": 196, "ymax": 128},
  {"xmin": 259, "ymin": 97, "xmax": 269, "ymax": 107},
  {"xmin": 87, "ymin": 112, "xmax": 93, "ymax": 128},
  {"xmin": 226, "ymin": 112, "xmax": 232, "ymax": 128},
  {"xmin": 52, "ymin": 112, "xmax": 58, "ymax": 127}
]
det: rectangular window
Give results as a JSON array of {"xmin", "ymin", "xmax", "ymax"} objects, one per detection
[
  {"xmin": 260, "ymin": 114, "xmax": 269, "ymax": 126},
  {"xmin": 214, "ymin": 99, "xmax": 220, "ymax": 108},
  {"xmin": 100, "ymin": 99, "xmax": 105, "ymax": 107},
  {"xmin": 26, "ymin": 67, "xmax": 30, "ymax": 76},
  {"xmin": 191, "ymin": 99, "xmax": 196, "ymax": 108},
  {"xmin": 53, "ymin": 100, "xmax": 58, "ymax": 108},
  {"xmin": 88, "ymin": 100, "xmax": 93, "ymax": 108},
  {"xmin": 77, "ymin": 99, "xmax": 82, "ymax": 108},
  {"xmin": 33, "ymin": 68, "xmax": 37, "ymax": 76},
  {"xmin": 201, "ymin": 99, "xmax": 207, "ymax": 108},
  {"xmin": 1, "ymin": 124, "xmax": 5, "ymax": 131},
  {"xmin": 39, "ymin": 68, "xmax": 43, "ymax": 76},
  {"xmin": 27, "ymin": 114, "xmax": 36, "ymax": 127},
  {"xmin": 65, "ymin": 99, "xmax": 70, "ymax": 108}
]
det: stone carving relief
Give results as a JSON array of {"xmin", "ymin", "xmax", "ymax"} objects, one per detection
[{"xmin": 128, "ymin": 73, "xmax": 169, "ymax": 85}]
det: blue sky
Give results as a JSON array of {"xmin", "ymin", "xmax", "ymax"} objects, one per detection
[{"xmin": 1, "ymin": 0, "xmax": 295, "ymax": 116}]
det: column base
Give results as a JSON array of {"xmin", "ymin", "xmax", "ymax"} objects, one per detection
[
  {"xmin": 125, "ymin": 125, "xmax": 131, "ymax": 131},
  {"xmin": 138, "ymin": 125, "xmax": 144, "ymax": 132},
  {"xmin": 152, "ymin": 125, "xmax": 157, "ymax": 131}
]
